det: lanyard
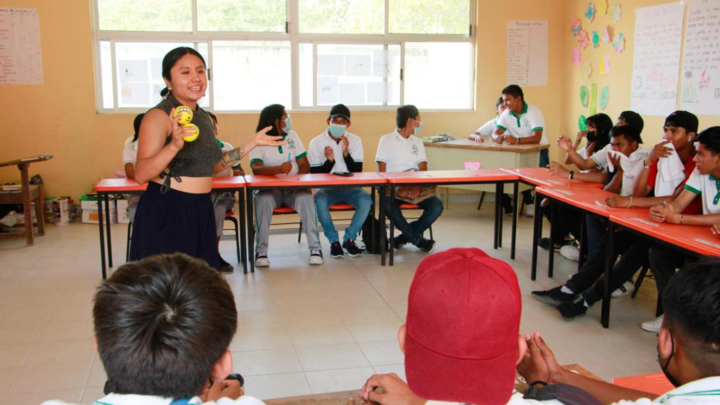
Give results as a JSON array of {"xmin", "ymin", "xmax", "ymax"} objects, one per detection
[{"xmin": 660, "ymin": 389, "xmax": 720, "ymax": 403}]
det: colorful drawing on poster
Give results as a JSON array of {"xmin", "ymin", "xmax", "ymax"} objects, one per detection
[
  {"xmin": 599, "ymin": 86, "xmax": 610, "ymax": 110},
  {"xmin": 611, "ymin": 3, "xmax": 622, "ymax": 24},
  {"xmin": 578, "ymin": 30, "xmax": 590, "ymax": 49},
  {"xmin": 599, "ymin": 60, "xmax": 606, "ymax": 77},
  {"xmin": 569, "ymin": 19, "xmax": 582, "ymax": 37},
  {"xmin": 613, "ymin": 33, "xmax": 625, "ymax": 53},
  {"xmin": 602, "ymin": 56, "xmax": 611, "ymax": 76},
  {"xmin": 597, "ymin": 0, "xmax": 608, "ymax": 16},
  {"xmin": 602, "ymin": 25, "xmax": 613, "ymax": 44},
  {"xmin": 580, "ymin": 85, "xmax": 589, "ymax": 107},
  {"xmin": 579, "ymin": 115, "xmax": 588, "ymax": 131},
  {"xmin": 572, "ymin": 49, "xmax": 582, "ymax": 66},
  {"xmin": 582, "ymin": 62, "xmax": 593, "ymax": 79},
  {"xmin": 589, "ymin": 83, "xmax": 598, "ymax": 115},
  {"xmin": 592, "ymin": 31, "xmax": 600, "ymax": 48},
  {"xmin": 586, "ymin": 3, "xmax": 596, "ymax": 21}
]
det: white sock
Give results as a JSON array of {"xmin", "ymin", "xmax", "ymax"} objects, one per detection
[{"xmin": 561, "ymin": 286, "xmax": 574, "ymax": 295}]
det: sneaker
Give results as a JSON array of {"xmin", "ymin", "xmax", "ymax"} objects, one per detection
[
  {"xmin": 524, "ymin": 204, "xmax": 535, "ymax": 217},
  {"xmin": 640, "ymin": 315, "xmax": 664, "ymax": 333},
  {"xmin": 502, "ymin": 195, "xmax": 514, "ymax": 215},
  {"xmin": 218, "ymin": 256, "xmax": 234, "ymax": 273},
  {"xmin": 416, "ymin": 238, "xmax": 436, "ymax": 253},
  {"xmin": 538, "ymin": 238, "xmax": 561, "ymax": 251},
  {"xmin": 560, "ymin": 245, "xmax": 580, "ymax": 261},
  {"xmin": 531, "ymin": 286, "xmax": 575, "ymax": 307},
  {"xmin": 557, "ymin": 295, "xmax": 588, "ymax": 321},
  {"xmin": 343, "ymin": 239, "xmax": 363, "ymax": 257},
  {"xmin": 330, "ymin": 242, "xmax": 345, "ymax": 259},
  {"xmin": 611, "ymin": 281, "xmax": 635, "ymax": 298},
  {"xmin": 309, "ymin": 249, "xmax": 324, "ymax": 265},
  {"xmin": 393, "ymin": 235, "xmax": 407, "ymax": 249},
  {"xmin": 255, "ymin": 253, "xmax": 270, "ymax": 268}
]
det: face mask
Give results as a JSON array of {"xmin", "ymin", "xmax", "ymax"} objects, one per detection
[
  {"xmin": 283, "ymin": 117, "xmax": 292, "ymax": 134},
  {"xmin": 329, "ymin": 124, "xmax": 346, "ymax": 138},
  {"xmin": 414, "ymin": 121, "xmax": 424, "ymax": 136},
  {"xmin": 657, "ymin": 332, "xmax": 682, "ymax": 387},
  {"xmin": 586, "ymin": 131, "xmax": 597, "ymax": 143}
]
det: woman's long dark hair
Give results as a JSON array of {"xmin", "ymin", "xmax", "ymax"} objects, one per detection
[
  {"xmin": 256, "ymin": 104, "xmax": 285, "ymax": 135},
  {"xmin": 132, "ymin": 113, "xmax": 145, "ymax": 143},
  {"xmin": 585, "ymin": 113, "xmax": 612, "ymax": 151}
]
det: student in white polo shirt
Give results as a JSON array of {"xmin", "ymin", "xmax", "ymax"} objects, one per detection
[
  {"xmin": 249, "ymin": 104, "xmax": 323, "ymax": 268},
  {"xmin": 492, "ymin": 85, "xmax": 548, "ymax": 214},
  {"xmin": 376, "ymin": 105, "xmax": 443, "ymax": 253},
  {"xmin": 308, "ymin": 104, "xmax": 372, "ymax": 259}
]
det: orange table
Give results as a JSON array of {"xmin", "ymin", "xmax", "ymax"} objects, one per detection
[
  {"xmin": 379, "ymin": 170, "xmax": 520, "ymax": 265},
  {"xmin": 243, "ymin": 173, "xmax": 388, "ymax": 272},
  {"xmin": 94, "ymin": 177, "xmax": 248, "ymax": 278}
]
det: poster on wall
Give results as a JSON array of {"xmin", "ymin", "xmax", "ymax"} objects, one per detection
[
  {"xmin": 506, "ymin": 20, "xmax": 548, "ymax": 86},
  {"xmin": 629, "ymin": 2, "xmax": 684, "ymax": 116},
  {"xmin": 681, "ymin": 0, "xmax": 720, "ymax": 116},
  {"xmin": 0, "ymin": 8, "xmax": 43, "ymax": 85}
]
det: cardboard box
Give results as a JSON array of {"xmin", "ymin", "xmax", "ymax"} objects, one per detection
[
  {"xmin": 54, "ymin": 198, "xmax": 69, "ymax": 226},
  {"xmin": 82, "ymin": 203, "xmax": 117, "ymax": 224},
  {"xmin": 116, "ymin": 199, "xmax": 130, "ymax": 224},
  {"xmin": 80, "ymin": 194, "xmax": 117, "ymax": 210}
]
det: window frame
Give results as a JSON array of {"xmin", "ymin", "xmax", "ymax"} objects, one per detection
[{"xmin": 91, "ymin": 0, "xmax": 477, "ymax": 114}]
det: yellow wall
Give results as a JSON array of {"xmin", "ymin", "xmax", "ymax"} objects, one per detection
[
  {"xmin": 0, "ymin": 0, "xmax": 569, "ymax": 198},
  {"xmin": 561, "ymin": 0, "xmax": 720, "ymax": 151}
]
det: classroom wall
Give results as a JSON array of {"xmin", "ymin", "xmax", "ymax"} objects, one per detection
[
  {"xmin": 0, "ymin": 0, "xmax": 570, "ymax": 199},
  {"xmin": 561, "ymin": 0, "xmax": 720, "ymax": 153}
]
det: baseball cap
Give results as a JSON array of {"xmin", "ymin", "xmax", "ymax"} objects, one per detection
[
  {"xmin": 618, "ymin": 111, "xmax": 645, "ymax": 143},
  {"xmin": 404, "ymin": 248, "xmax": 522, "ymax": 405},
  {"xmin": 329, "ymin": 104, "xmax": 351, "ymax": 120},
  {"xmin": 665, "ymin": 111, "xmax": 699, "ymax": 134}
]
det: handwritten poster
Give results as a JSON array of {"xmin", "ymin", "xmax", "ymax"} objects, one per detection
[
  {"xmin": 681, "ymin": 0, "xmax": 720, "ymax": 116},
  {"xmin": 630, "ymin": 2, "xmax": 684, "ymax": 116},
  {"xmin": 0, "ymin": 8, "xmax": 43, "ymax": 85},
  {"xmin": 507, "ymin": 21, "xmax": 548, "ymax": 86}
]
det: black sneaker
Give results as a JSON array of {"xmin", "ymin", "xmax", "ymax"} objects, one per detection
[
  {"xmin": 393, "ymin": 235, "xmax": 407, "ymax": 249},
  {"xmin": 416, "ymin": 238, "xmax": 436, "ymax": 253},
  {"xmin": 531, "ymin": 286, "xmax": 575, "ymax": 306},
  {"xmin": 343, "ymin": 239, "xmax": 363, "ymax": 257},
  {"xmin": 557, "ymin": 295, "xmax": 588, "ymax": 321},
  {"xmin": 330, "ymin": 242, "xmax": 345, "ymax": 259},
  {"xmin": 218, "ymin": 256, "xmax": 234, "ymax": 273},
  {"xmin": 538, "ymin": 238, "xmax": 562, "ymax": 251}
]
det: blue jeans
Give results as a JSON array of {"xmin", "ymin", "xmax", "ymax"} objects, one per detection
[
  {"xmin": 315, "ymin": 188, "xmax": 372, "ymax": 244},
  {"xmin": 386, "ymin": 195, "xmax": 444, "ymax": 245}
]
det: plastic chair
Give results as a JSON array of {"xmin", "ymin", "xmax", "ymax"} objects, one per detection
[{"xmin": 223, "ymin": 210, "xmax": 241, "ymax": 262}]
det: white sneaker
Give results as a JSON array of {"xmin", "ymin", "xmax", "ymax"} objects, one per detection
[
  {"xmin": 255, "ymin": 253, "xmax": 270, "ymax": 268},
  {"xmin": 524, "ymin": 204, "xmax": 535, "ymax": 217},
  {"xmin": 611, "ymin": 281, "xmax": 635, "ymax": 298},
  {"xmin": 640, "ymin": 315, "xmax": 664, "ymax": 333},
  {"xmin": 309, "ymin": 249, "xmax": 324, "ymax": 265},
  {"xmin": 560, "ymin": 245, "xmax": 580, "ymax": 261}
]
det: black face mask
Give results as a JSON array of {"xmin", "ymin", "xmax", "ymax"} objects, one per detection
[
  {"xmin": 657, "ymin": 331, "xmax": 682, "ymax": 387},
  {"xmin": 586, "ymin": 131, "xmax": 597, "ymax": 143}
]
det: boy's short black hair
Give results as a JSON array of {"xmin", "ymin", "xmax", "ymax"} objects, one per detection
[
  {"xmin": 618, "ymin": 111, "xmax": 645, "ymax": 135},
  {"xmin": 697, "ymin": 127, "xmax": 720, "ymax": 155},
  {"xmin": 396, "ymin": 105, "xmax": 419, "ymax": 129},
  {"xmin": 495, "ymin": 97, "xmax": 504, "ymax": 108},
  {"xmin": 610, "ymin": 124, "xmax": 642, "ymax": 145},
  {"xmin": 502, "ymin": 85, "xmax": 524, "ymax": 101},
  {"xmin": 94, "ymin": 253, "xmax": 238, "ymax": 399},
  {"xmin": 663, "ymin": 257, "xmax": 720, "ymax": 374}
]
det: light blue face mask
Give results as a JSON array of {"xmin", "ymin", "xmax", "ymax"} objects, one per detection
[
  {"xmin": 414, "ymin": 121, "xmax": 424, "ymax": 136},
  {"xmin": 328, "ymin": 124, "xmax": 347, "ymax": 138},
  {"xmin": 283, "ymin": 117, "xmax": 292, "ymax": 134}
]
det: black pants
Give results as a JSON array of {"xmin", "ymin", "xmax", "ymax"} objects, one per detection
[
  {"xmin": 582, "ymin": 239, "xmax": 651, "ymax": 305},
  {"xmin": 542, "ymin": 204, "xmax": 583, "ymax": 245},
  {"xmin": 648, "ymin": 244, "xmax": 692, "ymax": 300},
  {"xmin": 130, "ymin": 181, "xmax": 220, "ymax": 270}
]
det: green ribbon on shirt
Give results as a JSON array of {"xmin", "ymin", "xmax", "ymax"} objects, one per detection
[{"xmin": 711, "ymin": 174, "xmax": 720, "ymax": 205}]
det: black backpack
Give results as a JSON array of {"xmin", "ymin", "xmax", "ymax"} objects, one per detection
[
  {"xmin": 361, "ymin": 213, "xmax": 388, "ymax": 254},
  {"xmin": 523, "ymin": 383, "xmax": 602, "ymax": 405}
]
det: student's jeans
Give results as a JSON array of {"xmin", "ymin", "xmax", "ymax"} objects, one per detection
[
  {"xmin": 581, "ymin": 239, "xmax": 651, "ymax": 306},
  {"xmin": 315, "ymin": 187, "xmax": 372, "ymax": 244},
  {"xmin": 385, "ymin": 196, "xmax": 444, "ymax": 245}
]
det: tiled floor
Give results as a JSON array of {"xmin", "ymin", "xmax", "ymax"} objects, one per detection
[{"xmin": 0, "ymin": 203, "xmax": 662, "ymax": 404}]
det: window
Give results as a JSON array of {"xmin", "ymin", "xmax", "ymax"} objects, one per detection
[{"xmin": 92, "ymin": 0, "xmax": 475, "ymax": 112}]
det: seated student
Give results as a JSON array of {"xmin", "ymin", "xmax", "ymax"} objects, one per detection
[
  {"xmin": 122, "ymin": 113, "xmax": 145, "ymax": 222},
  {"xmin": 644, "ymin": 126, "xmax": 720, "ymax": 332},
  {"xmin": 250, "ymin": 104, "xmax": 323, "ymax": 267},
  {"xmin": 493, "ymin": 84, "xmax": 548, "ymax": 216},
  {"xmin": 519, "ymin": 257, "xmax": 720, "ymax": 405},
  {"xmin": 545, "ymin": 113, "xmax": 702, "ymax": 321},
  {"xmin": 376, "ymin": 105, "xmax": 443, "ymax": 253},
  {"xmin": 531, "ymin": 125, "xmax": 650, "ymax": 315},
  {"xmin": 468, "ymin": 96, "xmax": 506, "ymax": 142},
  {"xmin": 42, "ymin": 253, "xmax": 263, "ymax": 405},
  {"xmin": 209, "ymin": 112, "xmax": 244, "ymax": 273},
  {"xmin": 308, "ymin": 104, "xmax": 371, "ymax": 259},
  {"xmin": 358, "ymin": 248, "xmax": 570, "ymax": 405}
]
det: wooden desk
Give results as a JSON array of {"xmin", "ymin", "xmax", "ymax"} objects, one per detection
[{"xmin": 0, "ymin": 155, "xmax": 52, "ymax": 246}]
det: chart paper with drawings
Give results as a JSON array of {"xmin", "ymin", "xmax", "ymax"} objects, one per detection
[{"xmin": 681, "ymin": 0, "xmax": 720, "ymax": 116}]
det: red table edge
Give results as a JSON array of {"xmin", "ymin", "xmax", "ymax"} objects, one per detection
[{"xmin": 610, "ymin": 214, "xmax": 720, "ymax": 257}]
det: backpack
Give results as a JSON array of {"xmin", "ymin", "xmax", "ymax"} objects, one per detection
[
  {"xmin": 361, "ymin": 213, "xmax": 388, "ymax": 254},
  {"xmin": 523, "ymin": 383, "xmax": 602, "ymax": 405}
]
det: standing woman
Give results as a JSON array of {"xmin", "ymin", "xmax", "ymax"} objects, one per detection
[{"xmin": 131, "ymin": 47, "xmax": 282, "ymax": 270}]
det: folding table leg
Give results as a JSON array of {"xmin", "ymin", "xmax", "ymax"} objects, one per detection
[
  {"xmin": 98, "ymin": 192, "xmax": 107, "ymax": 280},
  {"xmin": 246, "ymin": 188, "xmax": 255, "ymax": 274},
  {"xmin": 601, "ymin": 222, "xmax": 615, "ymax": 328},
  {"xmin": 530, "ymin": 195, "xmax": 542, "ymax": 281},
  {"xmin": 238, "ymin": 189, "xmax": 248, "ymax": 273},
  {"xmin": 389, "ymin": 186, "xmax": 395, "ymax": 267},
  {"xmin": 511, "ymin": 181, "xmax": 518, "ymax": 259},
  {"xmin": 105, "ymin": 195, "xmax": 113, "ymax": 268},
  {"xmin": 379, "ymin": 186, "xmax": 386, "ymax": 266}
]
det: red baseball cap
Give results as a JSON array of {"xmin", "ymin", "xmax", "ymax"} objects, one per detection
[{"xmin": 404, "ymin": 248, "xmax": 522, "ymax": 405}]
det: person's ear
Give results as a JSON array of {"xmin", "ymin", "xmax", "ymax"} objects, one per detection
[
  {"xmin": 397, "ymin": 324, "xmax": 407, "ymax": 354},
  {"xmin": 326, "ymin": 118, "xmax": 331, "ymax": 126},
  {"xmin": 657, "ymin": 328, "xmax": 673, "ymax": 360},
  {"xmin": 210, "ymin": 350, "xmax": 234, "ymax": 380},
  {"xmin": 93, "ymin": 339, "xmax": 98, "ymax": 353},
  {"xmin": 516, "ymin": 334, "xmax": 528, "ymax": 365},
  {"xmin": 346, "ymin": 120, "xmax": 351, "ymax": 129}
]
